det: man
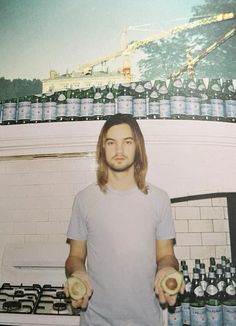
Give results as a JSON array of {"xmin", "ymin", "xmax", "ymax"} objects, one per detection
[{"xmin": 65, "ymin": 113, "xmax": 183, "ymax": 325}]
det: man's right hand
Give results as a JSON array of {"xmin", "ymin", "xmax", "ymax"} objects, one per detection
[{"xmin": 64, "ymin": 271, "xmax": 93, "ymax": 309}]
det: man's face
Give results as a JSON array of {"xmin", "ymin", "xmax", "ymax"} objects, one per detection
[{"xmin": 104, "ymin": 123, "xmax": 136, "ymax": 172}]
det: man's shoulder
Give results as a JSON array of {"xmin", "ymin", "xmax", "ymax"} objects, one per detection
[
  {"xmin": 75, "ymin": 183, "xmax": 99, "ymax": 198},
  {"xmin": 147, "ymin": 183, "xmax": 170, "ymax": 200}
]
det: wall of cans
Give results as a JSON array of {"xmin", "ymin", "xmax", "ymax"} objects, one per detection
[{"xmin": 0, "ymin": 78, "xmax": 235, "ymax": 125}]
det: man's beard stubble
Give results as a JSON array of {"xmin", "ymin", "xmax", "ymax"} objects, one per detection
[{"xmin": 105, "ymin": 159, "xmax": 134, "ymax": 173}]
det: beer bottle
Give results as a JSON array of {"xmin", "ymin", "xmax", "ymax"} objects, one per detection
[
  {"xmin": 56, "ymin": 91, "xmax": 67, "ymax": 122},
  {"xmin": 180, "ymin": 260, "xmax": 187, "ymax": 272},
  {"xmin": 143, "ymin": 80, "xmax": 153, "ymax": 117},
  {"xmin": 117, "ymin": 83, "xmax": 133, "ymax": 115},
  {"xmin": 130, "ymin": 81, "xmax": 137, "ymax": 94},
  {"xmin": 194, "ymin": 258, "xmax": 201, "ymax": 271},
  {"xmin": 2, "ymin": 98, "xmax": 17, "ymax": 125},
  {"xmin": 221, "ymin": 255, "xmax": 227, "ymax": 273},
  {"xmin": 189, "ymin": 267, "xmax": 206, "ymax": 326},
  {"xmin": 209, "ymin": 256, "xmax": 217, "ymax": 272},
  {"xmin": 42, "ymin": 92, "xmax": 57, "ymax": 123},
  {"xmin": 147, "ymin": 82, "xmax": 160, "ymax": 119},
  {"xmin": 184, "ymin": 78, "xmax": 200, "ymax": 120},
  {"xmin": 205, "ymin": 267, "xmax": 223, "ymax": 326},
  {"xmin": 66, "ymin": 89, "xmax": 81, "ymax": 121},
  {"xmin": 93, "ymin": 86, "xmax": 104, "ymax": 120},
  {"xmin": 167, "ymin": 293, "xmax": 182, "ymax": 326},
  {"xmin": 207, "ymin": 78, "xmax": 225, "ymax": 121},
  {"xmin": 181, "ymin": 264, "xmax": 191, "ymax": 326},
  {"xmin": 197, "ymin": 78, "xmax": 212, "ymax": 120},
  {"xmin": 158, "ymin": 79, "xmax": 171, "ymax": 119},
  {"xmin": 225, "ymin": 258, "xmax": 231, "ymax": 270},
  {"xmin": 169, "ymin": 77, "xmax": 186, "ymax": 119},
  {"xmin": 112, "ymin": 83, "xmax": 119, "ymax": 114},
  {"xmin": 133, "ymin": 81, "xmax": 146, "ymax": 119},
  {"xmin": 199, "ymin": 263, "xmax": 208, "ymax": 293},
  {"xmin": 104, "ymin": 83, "xmax": 115, "ymax": 119},
  {"xmin": 222, "ymin": 266, "xmax": 236, "ymax": 325},
  {"xmin": 230, "ymin": 263, "xmax": 236, "ymax": 287},
  {"xmin": 30, "ymin": 94, "xmax": 43, "ymax": 123},
  {"xmin": 80, "ymin": 86, "xmax": 94, "ymax": 120},
  {"xmin": 0, "ymin": 99, "xmax": 2, "ymax": 124},
  {"xmin": 222, "ymin": 79, "xmax": 236, "ymax": 122},
  {"xmin": 216, "ymin": 263, "xmax": 226, "ymax": 302},
  {"xmin": 17, "ymin": 95, "xmax": 31, "ymax": 124}
]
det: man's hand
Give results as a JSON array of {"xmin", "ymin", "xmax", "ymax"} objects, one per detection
[
  {"xmin": 64, "ymin": 271, "xmax": 93, "ymax": 309},
  {"xmin": 154, "ymin": 266, "xmax": 185, "ymax": 306}
]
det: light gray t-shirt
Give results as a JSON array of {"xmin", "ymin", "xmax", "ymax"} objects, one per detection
[{"xmin": 67, "ymin": 183, "xmax": 176, "ymax": 326}]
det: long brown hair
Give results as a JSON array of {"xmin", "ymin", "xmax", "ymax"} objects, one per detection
[{"xmin": 96, "ymin": 114, "xmax": 148, "ymax": 194}]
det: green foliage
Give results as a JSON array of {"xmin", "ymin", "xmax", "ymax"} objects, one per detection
[
  {"xmin": 138, "ymin": 0, "xmax": 236, "ymax": 80},
  {"xmin": 0, "ymin": 77, "xmax": 42, "ymax": 101}
]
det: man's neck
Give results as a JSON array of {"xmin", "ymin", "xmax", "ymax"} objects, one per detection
[{"xmin": 107, "ymin": 169, "xmax": 136, "ymax": 191}]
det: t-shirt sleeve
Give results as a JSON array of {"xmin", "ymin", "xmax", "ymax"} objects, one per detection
[
  {"xmin": 66, "ymin": 193, "xmax": 88, "ymax": 240},
  {"xmin": 156, "ymin": 190, "xmax": 176, "ymax": 240}
]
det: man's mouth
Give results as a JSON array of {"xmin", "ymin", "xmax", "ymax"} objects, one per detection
[{"xmin": 113, "ymin": 156, "xmax": 126, "ymax": 160}]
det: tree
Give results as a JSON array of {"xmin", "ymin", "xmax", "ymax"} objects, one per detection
[
  {"xmin": 137, "ymin": 0, "xmax": 236, "ymax": 80},
  {"xmin": 0, "ymin": 77, "xmax": 42, "ymax": 101}
]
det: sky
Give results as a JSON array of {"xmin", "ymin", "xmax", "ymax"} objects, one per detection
[{"xmin": 0, "ymin": 0, "xmax": 205, "ymax": 80}]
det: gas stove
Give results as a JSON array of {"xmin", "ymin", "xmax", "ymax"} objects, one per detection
[
  {"xmin": 0, "ymin": 283, "xmax": 77, "ymax": 315},
  {"xmin": 0, "ymin": 242, "xmax": 168, "ymax": 326},
  {"xmin": 0, "ymin": 242, "xmax": 80, "ymax": 326}
]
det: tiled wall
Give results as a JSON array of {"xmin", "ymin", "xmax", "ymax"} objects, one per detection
[
  {"xmin": 173, "ymin": 197, "xmax": 231, "ymax": 272},
  {"xmin": 0, "ymin": 155, "xmax": 231, "ymax": 281}
]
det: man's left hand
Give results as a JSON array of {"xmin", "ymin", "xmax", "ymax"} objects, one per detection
[{"xmin": 154, "ymin": 266, "xmax": 185, "ymax": 306}]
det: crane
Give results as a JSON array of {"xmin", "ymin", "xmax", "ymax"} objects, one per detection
[
  {"xmin": 169, "ymin": 24, "xmax": 236, "ymax": 79},
  {"xmin": 77, "ymin": 12, "xmax": 235, "ymax": 78}
]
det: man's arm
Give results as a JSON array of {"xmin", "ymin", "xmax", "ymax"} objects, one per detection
[
  {"xmin": 156, "ymin": 239, "xmax": 179, "ymax": 271},
  {"xmin": 65, "ymin": 239, "xmax": 93, "ymax": 309},
  {"xmin": 65, "ymin": 239, "xmax": 87, "ymax": 276},
  {"xmin": 154, "ymin": 239, "xmax": 184, "ymax": 306}
]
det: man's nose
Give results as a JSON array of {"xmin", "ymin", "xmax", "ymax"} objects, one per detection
[{"xmin": 115, "ymin": 142, "xmax": 124, "ymax": 154}]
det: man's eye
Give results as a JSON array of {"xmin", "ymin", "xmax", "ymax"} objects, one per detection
[
  {"xmin": 125, "ymin": 140, "xmax": 133, "ymax": 145},
  {"xmin": 107, "ymin": 141, "xmax": 114, "ymax": 146}
]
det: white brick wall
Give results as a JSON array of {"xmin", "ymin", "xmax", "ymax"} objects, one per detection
[
  {"xmin": 172, "ymin": 197, "xmax": 231, "ymax": 272},
  {"xmin": 0, "ymin": 158, "xmax": 232, "ymax": 280},
  {"xmin": 0, "ymin": 119, "xmax": 234, "ymax": 286},
  {"xmin": 0, "ymin": 156, "xmax": 96, "ymax": 281}
]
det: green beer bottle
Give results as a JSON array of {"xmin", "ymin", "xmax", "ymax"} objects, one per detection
[
  {"xmin": 93, "ymin": 86, "xmax": 104, "ymax": 120},
  {"xmin": 117, "ymin": 83, "xmax": 133, "ymax": 115},
  {"xmin": 56, "ymin": 90, "xmax": 67, "ymax": 122},
  {"xmin": 222, "ymin": 79, "xmax": 236, "ymax": 122},
  {"xmin": 169, "ymin": 77, "xmax": 186, "ymax": 119},
  {"xmin": 147, "ymin": 82, "xmax": 160, "ymax": 119},
  {"xmin": 18, "ymin": 95, "xmax": 31, "ymax": 124},
  {"xmin": 222, "ymin": 266, "xmax": 236, "ymax": 325},
  {"xmin": 199, "ymin": 263, "xmax": 208, "ymax": 293},
  {"xmin": 66, "ymin": 89, "xmax": 81, "ymax": 121},
  {"xmin": 207, "ymin": 78, "xmax": 224, "ymax": 121},
  {"xmin": 30, "ymin": 94, "xmax": 43, "ymax": 123},
  {"xmin": 80, "ymin": 86, "xmax": 94, "ymax": 120},
  {"xmin": 205, "ymin": 267, "xmax": 222, "ymax": 326},
  {"xmin": 181, "ymin": 264, "xmax": 191, "ymax": 326},
  {"xmin": 168, "ymin": 293, "xmax": 182, "ymax": 326},
  {"xmin": 2, "ymin": 98, "xmax": 17, "ymax": 125},
  {"xmin": 190, "ymin": 267, "xmax": 206, "ymax": 326},
  {"xmin": 133, "ymin": 81, "xmax": 146, "ymax": 119},
  {"xmin": 104, "ymin": 83, "xmax": 115, "ymax": 119}
]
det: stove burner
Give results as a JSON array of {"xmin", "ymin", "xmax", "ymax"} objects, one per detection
[
  {"xmin": 14, "ymin": 289, "xmax": 24, "ymax": 297},
  {"xmin": 52, "ymin": 302, "xmax": 67, "ymax": 312},
  {"xmin": 56, "ymin": 290, "xmax": 66, "ymax": 299},
  {"xmin": 3, "ymin": 300, "xmax": 22, "ymax": 311}
]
